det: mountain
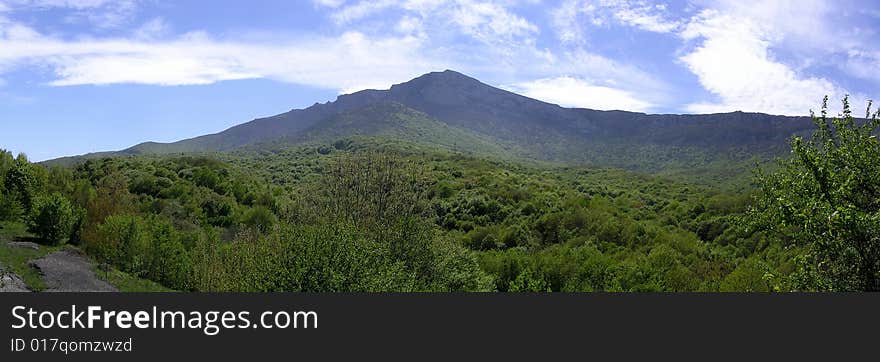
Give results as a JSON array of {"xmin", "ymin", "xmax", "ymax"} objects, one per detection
[{"xmin": 65, "ymin": 70, "xmax": 817, "ymax": 173}]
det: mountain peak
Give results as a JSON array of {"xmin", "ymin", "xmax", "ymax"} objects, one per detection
[{"xmin": 390, "ymin": 69, "xmax": 483, "ymax": 91}]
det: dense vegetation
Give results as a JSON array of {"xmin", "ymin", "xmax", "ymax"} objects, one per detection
[
  {"xmin": 748, "ymin": 97, "xmax": 880, "ymax": 291},
  {"xmin": 0, "ymin": 142, "xmax": 786, "ymax": 292},
  {"xmin": 2, "ymin": 98, "xmax": 876, "ymax": 292}
]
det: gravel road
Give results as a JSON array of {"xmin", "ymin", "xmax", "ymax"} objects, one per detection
[{"xmin": 30, "ymin": 249, "xmax": 118, "ymax": 292}]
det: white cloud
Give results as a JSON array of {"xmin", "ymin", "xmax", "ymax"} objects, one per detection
[
  {"xmin": 551, "ymin": 0, "xmax": 681, "ymax": 43},
  {"xmin": 501, "ymin": 49, "xmax": 668, "ymax": 109},
  {"xmin": 447, "ymin": 0, "xmax": 538, "ymax": 41},
  {"xmin": 133, "ymin": 17, "xmax": 169, "ymax": 40},
  {"xmin": 315, "ymin": 0, "xmax": 663, "ymax": 105},
  {"xmin": 330, "ymin": 0, "xmax": 397, "ymax": 24},
  {"xmin": 328, "ymin": 0, "xmax": 539, "ymax": 44},
  {"xmin": 612, "ymin": 2, "xmax": 680, "ymax": 33},
  {"xmin": 77, "ymin": 0, "xmax": 138, "ymax": 29},
  {"xmin": 507, "ymin": 76, "xmax": 653, "ymax": 112},
  {"xmin": 551, "ymin": 0, "xmax": 584, "ymax": 43},
  {"xmin": 313, "ymin": 0, "xmax": 346, "ymax": 8},
  {"xmin": 1, "ymin": 0, "xmax": 139, "ymax": 29},
  {"xmin": 395, "ymin": 15, "xmax": 423, "ymax": 35},
  {"xmin": 48, "ymin": 54, "xmax": 258, "ymax": 86},
  {"xmin": 546, "ymin": 0, "xmax": 878, "ymax": 115},
  {"xmin": 4, "ymin": 0, "xmax": 117, "ymax": 9},
  {"xmin": 842, "ymin": 50, "xmax": 880, "ymax": 83},
  {"xmin": 0, "ymin": 0, "xmax": 668, "ymax": 113},
  {"xmin": 0, "ymin": 20, "xmax": 441, "ymax": 91},
  {"xmin": 679, "ymin": 5, "xmax": 861, "ymax": 115}
]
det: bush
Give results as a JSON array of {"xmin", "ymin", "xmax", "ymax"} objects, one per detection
[
  {"xmin": 27, "ymin": 192, "xmax": 78, "ymax": 245},
  {"xmin": 241, "ymin": 206, "xmax": 277, "ymax": 232},
  {"xmin": 508, "ymin": 267, "xmax": 550, "ymax": 292},
  {"xmin": 92, "ymin": 214, "xmax": 149, "ymax": 273},
  {"xmin": 719, "ymin": 258, "xmax": 771, "ymax": 292},
  {"xmin": 312, "ymin": 151, "xmax": 429, "ymax": 232},
  {"xmin": 4, "ymin": 157, "xmax": 45, "ymax": 213},
  {"xmin": 464, "ymin": 225, "xmax": 500, "ymax": 250},
  {"xmin": 142, "ymin": 217, "xmax": 191, "ymax": 290},
  {"xmin": 0, "ymin": 190, "xmax": 24, "ymax": 222},
  {"xmin": 201, "ymin": 194, "xmax": 235, "ymax": 226},
  {"xmin": 213, "ymin": 222, "xmax": 417, "ymax": 292},
  {"xmin": 429, "ymin": 240, "xmax": 495, "ymax": 291}
]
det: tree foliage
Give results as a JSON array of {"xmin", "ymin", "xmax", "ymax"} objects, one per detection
[
  {"xmin": 27, "ymin": 192, "xmax": 78, "ymax": 245},
  {"xmin": 750, "ymin": 97, "xmax": 880, "ymax": 291}
]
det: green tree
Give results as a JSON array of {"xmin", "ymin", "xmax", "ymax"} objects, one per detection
[
  {"xmin": 93, "ymin": 214, "xmax": 149, "ymax": 273},
  {"xmin": 0, "ymin": 189, "xmax": 24, "ymax": 221},
  {"xmin": 749, "ymin": 97, "xmax": 880, "ymax": 291},
  {"xmin": 142, "ymin": 216, "xmax": 191, "ymax": 290},
  {"xmin": 4, "ymin": 154, "xmax": 45, "ymax": 213},
  {"xmin": 28, "ymin": 192, "xmax": 78, "ymax": 245},
  {"xmin": 312, "ymin": 151, "xmax": 429, "ymax": 231},
  {"xmin": 241, "ymin": 206, "xmax": 277, "ymax": 232},
  {"xmin": 508, "ymin": 267, "xmax": 550, "ymax": 292}
]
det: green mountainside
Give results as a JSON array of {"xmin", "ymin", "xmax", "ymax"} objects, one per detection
[{"xmin": 52, "ymin": 70, "xmax": 814, "ymax": 179}]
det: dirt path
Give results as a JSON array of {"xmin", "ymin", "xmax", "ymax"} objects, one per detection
[{"xmin": 30, "ymin": 249, "xmax": 118, "ymax": 292}]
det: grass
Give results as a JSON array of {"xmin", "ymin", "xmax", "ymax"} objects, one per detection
[
  {"xmin": 0, "ymin": 220, "xmax": 28, "ymax": 239},
  {"xmin": 93, "ymin": 266, "xmax": 176, "ymax": 292},
  {"xmin": 0, "ymin": 221, "xmax": 61, "ymax": 291}
]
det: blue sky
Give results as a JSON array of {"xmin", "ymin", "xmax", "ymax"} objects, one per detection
[{"xmin": 0, "ymin": 0, "xmax": 878, "ymax": 161}]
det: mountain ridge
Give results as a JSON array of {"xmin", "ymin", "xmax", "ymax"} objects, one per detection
[{"xmin": 50, "ymin": 70, "xmax": 816, "ymax": 173}]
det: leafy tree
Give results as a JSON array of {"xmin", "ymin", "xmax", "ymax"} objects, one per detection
[
  {"xmin": 508, "ymin": 267, "xmax": 550, "ymax": 292},
  {"xmin": 749, "ymin": 97, "xmax": 880, "ymax": 291},
  {"xmin": 201, "ymin": 193, "xmax": 235, "ymax": 226},
  {"xmin": 719, "ymin": 258, "xmax": 772, "ymax": 292},
  {"xmin": 0, "ymin": 189, "xmax": 24, "ymax": 221},
  {"xmin": 0, "ymin": 149, "xmax": 14, "ymax": 180},
  {"xmin": 93, "ymin": 214, "xmax": 149, "ymax": 273},
  {"xmin": 28, "ymin": 192, "xmax": 78, "ymax": 245},
  {"xmin": 4, "ymin": 154, "xmax": 45, "ymax": 213},
  {"xmin": 428, "ymin": 239, "xmax": 495, "ymax": 291},
  {"xmin": 312, "ymin": 151, "xmax": 429, "ymax": 231},
  {"xmin": 241, "ymin": 206, "xmax": 277, "ymax": 232},
  {"xmin": 142, "ymin": 216, "xmax": 191, "ymax": 290}
]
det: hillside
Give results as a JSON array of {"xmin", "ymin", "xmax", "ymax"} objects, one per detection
[{"xmin": 61, "ymin": 70, "xmax": 811, "ymax": 175}]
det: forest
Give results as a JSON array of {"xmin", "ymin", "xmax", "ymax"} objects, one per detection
[{"xmin": 1, "ymin": 98, "xmax": 878, "ymax": 292}]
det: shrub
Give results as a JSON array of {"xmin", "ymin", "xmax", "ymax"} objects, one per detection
[
  {"xmin": 0, "ymin": 190, "xmax": 24, "ymax": 222},
  {"xmin": 4, "ymin": 157, "xmax": 45, "ymax": 213},
  {"xmin": 429, "ymin": 240, "xmax": 495, "ymax": 291},
  {"xmin": 201, "ymin": 194, "xmax": 235, "ymax": 226},
  {"xmin": 143, "ymin": 217, "xmax": 191, "ymax": 290},
  {"xmin": 241, "ymin": 206, "xmax": 277, "ymax": 232},
  {"xmin": 93, "ymin": 214, "xmax": 149, "ymax": 273},
  {"xmin": 719, "ymin": 258, "xmax": 771, "ymax": 292},
  {"xmin": 27, "ymin": 192, "xmax": 77, "ymax": 245},
  {"xmin": 508, "ymin": 267, "xmax": 550, "ymax": 292}
]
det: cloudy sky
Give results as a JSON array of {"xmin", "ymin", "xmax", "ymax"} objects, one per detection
[{"xmin": 1, "ymin": 0, "xmax": 878, "ymax": 160}]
